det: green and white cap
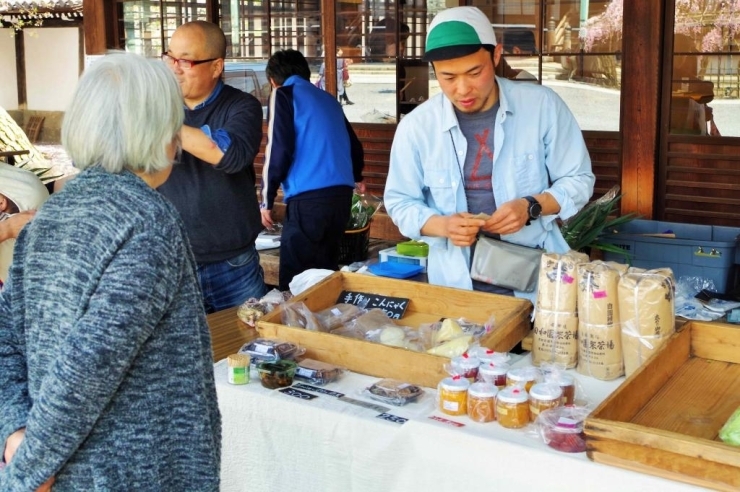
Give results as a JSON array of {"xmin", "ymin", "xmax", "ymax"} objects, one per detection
[{"xmin": 424, "ymin": 7, "xmax": 497, "ymax": 62}]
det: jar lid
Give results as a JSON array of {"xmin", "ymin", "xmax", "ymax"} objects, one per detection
[
  {"xmin": 451, "ymin": 354, "xmax": 480, "ymax": 370},
  {"xmin": 468, "ymin": 382, "xmax": 498, "ymax": 398},
  {"xmin": 469, "ymin": 347, "xmax": 510, "ymax": 365},
  {"xmin": 554, "ymin": 372, "xmax": 575, "ymax": 386},
  {"xmin": 496, "ymin": 385, "xmax": 529, "ymax": 404},
  {"xmin": 507, "ymin": 366, "xmax": 541, "ymax": 382},
  {"xmin": 528, "ymin": 382, "xmax": 563, "ymax": 400},
  {"xmin": 439, "ymin": 377, "xmax": 471, "ymax": 392},
  {"xmin": 479, "ymin": 362, "xmax": 510, "ymax": 376}
]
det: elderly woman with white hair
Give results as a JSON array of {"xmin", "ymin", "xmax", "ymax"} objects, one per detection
[{"xmin": 0, "ymin": 52, "xmax": 221, "ymax": 490}]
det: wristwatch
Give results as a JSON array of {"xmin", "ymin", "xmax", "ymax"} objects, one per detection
[{"xmin": 523, "ymin": 196, "xmax": 542, "ymax": 226}]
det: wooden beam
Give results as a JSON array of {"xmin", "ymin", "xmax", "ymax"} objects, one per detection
[
  {"xmin": 82, "ymin": 0, "xmax": 108, "ymax": 54},
  {"xmin": 322, "ymin": 0, "xmax": 337, "ymax": 95},
  {"xmin": 14, "ymin": 30, "xmax": 26, "ymax": 109},
  {"xmin": 619, "ymin": 0, "xmax": 664, "ymax": 218}
]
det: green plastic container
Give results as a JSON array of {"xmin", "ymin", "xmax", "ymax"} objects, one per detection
[{"xmin": 396, "ymin": 240, "xmax": 429, "ymax": 257}]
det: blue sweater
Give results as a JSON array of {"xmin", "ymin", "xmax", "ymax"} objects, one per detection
[
  {"xmin": 0, "ymin": 168, "xmax": 221, "ymax": 491},
  {"xmin": 261, "ymin": 75, "xmax": 364, "ymax": 209}
]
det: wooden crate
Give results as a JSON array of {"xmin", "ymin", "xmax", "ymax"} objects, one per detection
[
  {"xmin": 585, "ymin": 321, "xmax": 740, "ymax": 491},
  {"xmin": 256, "ymin": 271, "xmax": 532, "ymax": 388}
]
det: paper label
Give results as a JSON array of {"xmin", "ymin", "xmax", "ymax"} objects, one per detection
[{"xmin": 442, "ymin": 400, "xmax": 459, "ymax": 412}]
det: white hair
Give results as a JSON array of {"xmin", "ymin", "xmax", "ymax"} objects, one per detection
[{"xmin": 62, "ymin": 51, "xmax": 183, "ymax": 174}]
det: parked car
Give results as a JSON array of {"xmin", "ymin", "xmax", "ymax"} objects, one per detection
[{"xmin": 223, "ymin": 61, "xmax": 270, "ymax": 118}]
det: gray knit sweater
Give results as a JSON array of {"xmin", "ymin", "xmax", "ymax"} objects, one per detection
[{"xmin": 0, "ymin": 168, "xmax": 221, "ymax": 491}]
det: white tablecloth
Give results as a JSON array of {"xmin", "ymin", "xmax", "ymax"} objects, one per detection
[{"xmin": 215, "ymin": 355, "xmax": 705, "ymax": 492}]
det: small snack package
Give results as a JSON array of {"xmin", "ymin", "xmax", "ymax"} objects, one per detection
[
  {"xmin": 365, "ymin": 378, "xmax": 424, "ymax": 406},
  {"xmin": 238, "ymin": 338, "xmax": 303, "ymax": 363},
  {"xmin": 536, "ymin": 405, "xmax": 590, "ymax": 453},
  {"xmin": 237, "ymin": 299, "xmax": 267, "ymax": 327},
  {"xmin": 294, "ymin": 358, "xmax": 345, "ymax": 386}
]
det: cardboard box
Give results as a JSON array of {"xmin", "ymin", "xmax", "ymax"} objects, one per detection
[
  {"xmin": 585, "ymin": 321, "xmax": 740, "ymax": 491},
  {"xmin": 256, "ymin": 272, "xmax": 533, "ymax": 388},
  {"xmin": 600, "ymin": 220, "xmax": 740, "ymax": 293}
]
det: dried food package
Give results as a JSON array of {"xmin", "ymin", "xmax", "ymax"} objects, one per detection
[
  {"xmin": 280, "ymin": 300, "xmax": 323, "ymax": 331},
  {"xmin": 342, "ymin": 308, "xmax": 396, "ymax": 338},
  {"xmin": 238, "ymin": 338, "xmax": 301, "ymax": 363},
  {"xmin": 365, "ymin": 378, "xmax": 424, "ymax": 406},
  {"xmin": 315, "ymin": 303, "xmax": 366, "ymax": 331},
  {"xmin": 294, "ymin": 358, "xmax": 345, "ymax": 386}
]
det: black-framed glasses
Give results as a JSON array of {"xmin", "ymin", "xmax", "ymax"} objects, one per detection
[{"xmin": 161, "ymin": 53, "xmax": 217, "ymax": 70}]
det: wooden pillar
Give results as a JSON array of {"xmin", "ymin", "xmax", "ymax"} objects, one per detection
[
  {"xmin": 82, "ymin": 0, "xmax": 108, "ymax": 55},
  {"xmin": 14, "ymin": 31, "xmax": 26, "ymax": 109},
  {"xmin": 322, "ymin": 0, "xmax": 337, "ymax": 95},
  {"xmin": 618, "ymin": 0, "xmax": 664, "ymax": 218}
]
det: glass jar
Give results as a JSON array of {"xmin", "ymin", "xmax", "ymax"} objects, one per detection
[
  {"xmin": 528, "ymin": 383, "xmax": 563, "ymax": 419},
  {"xmin": 506, "ymin": 366, "xmax": 542, "ymax": 392},
  {"xmin": 438, "ymin": 377, "xmax": 470, "ymax": 416},
  {"xmin": 227, "ymin": 353, "xmax": 251, "ymax": 385},
  {"xmin": 450, "ymin": 355, "xmax": 480, "ymax": 381},
  {"xmin": 496, "ymin": 386, "xmax": 530, "ymax": 428},
  {"xmin": 554, "ymin": 373, "xmax": 576, "ymax": 406},
  {"xmin": 467, "ymin": 382, "xmax": 498, "ymax": 423},
  {"xmin": 478, "ymin": 362, "xmax": 510, "ymax": 389}
]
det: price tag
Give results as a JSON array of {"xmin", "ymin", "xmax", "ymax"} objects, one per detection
[
  {"xmin": 293, "ymin": 383, "xmax": 345, "ymax": 398},
  {"xmin": 376, "ymin": 413, "xmax": 408, "ymax": 425},
  {"xmin": 338, "ymin": 396, "xmax": 389, "ymax": 413},
  {"xmin": 428, "ymin": 415, "xmax": 465, "ymax": 428},
  {"xmin": 278, "ymin": 387, "xmax": 318, "ymax": 400}
]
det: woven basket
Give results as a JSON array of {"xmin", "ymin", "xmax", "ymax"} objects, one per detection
[{"xmin": 338, "ymin": 223, "xmax": 370, "ymax": 264}]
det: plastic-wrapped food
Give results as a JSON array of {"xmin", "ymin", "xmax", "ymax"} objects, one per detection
[
  {"xmin": 239, "ymin": 338, "xmax": 301, "ymax": 363},
  {"xmin": 315, "ymin": 303, "xmax": 366, "ymax": 331},
  {"xmin": 719, "ymin": 407, "xmax": 740, "ymax": 446},
  {"xmin": 341, "ymin": 308, "xmax": 396, "ymax": 338},
  {"xmin": 236, "ymin": 299, "xmax": 267, "ymax": 327},
  {"xmin": 294, "ymin": 359, "xmax": 344, "ymax": 385},
  {"xmin": 280, "ymin": 301, "xmax": 323, "ymax": 331},
  {"xmin": 536, "ymin": 406, "xmax": 590, "ymax": 453},
  {"xmin": 365, "ymin": 379, "xmax": 424, "ymax": 406},
  {"xmin": 256, "ymin": 360, "xmax": 297, "ymax": 389}
]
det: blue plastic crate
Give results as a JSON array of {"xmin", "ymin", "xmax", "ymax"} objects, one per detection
[{"xmin": 600, "ymin": 220, "xmax": 740, "ymax": 293}]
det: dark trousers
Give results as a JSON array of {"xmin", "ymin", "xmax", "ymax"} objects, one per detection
[{"xmin": 279, "ymin": 188, "xmax": 353, "ymax": 291}]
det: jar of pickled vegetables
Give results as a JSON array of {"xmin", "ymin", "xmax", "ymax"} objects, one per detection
[
  {"xmin": 496, "ymin": 386, "xmax": 530, "ymax": 429},
  {"xmin": 553, "ymin": 372, "xmax": 576, "ymax": 405},
  {"xmin": 528, "ymin": 383, "xmax": 563, "ymax": 419},
  {"xmin": 506, "ymin": 366, "xmax": 541, "ymax": 392},
  {"xmin": 467, "ymin": 382, "xmax": 498, "ymax": 423},
  {"xmin": 438, "ymin": 377, "xmax": 470, "ymax": 416},
  {"xmin": 450, "ymin": 354, "xmax": 480, "ymax": 382},
  {"xmin": 478, "ymin": 362, "xmax": 510, "ymax": 389}
]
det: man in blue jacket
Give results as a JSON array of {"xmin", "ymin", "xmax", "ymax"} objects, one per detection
[{"xmin": 260, "ymin": 49, "xmax": 365, "ymax": 291}]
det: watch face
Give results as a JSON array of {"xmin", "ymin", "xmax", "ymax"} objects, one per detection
[{"xmin": 529, "ymin": 201, "xmax": 542, "ymax": 219}]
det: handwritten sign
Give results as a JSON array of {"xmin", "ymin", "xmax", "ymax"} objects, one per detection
[{"xmin": 337, "ymin": 290, "xmax": 410, "ymax": 319}]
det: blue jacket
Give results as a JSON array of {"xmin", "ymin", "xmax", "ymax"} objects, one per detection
[
  {"xmin": 261, "ymin": 75, "xmax": 363, "ymax": 209},
  {"xmin": 384, "ymin": 76, "xmax": 595, "ymax": 299}
]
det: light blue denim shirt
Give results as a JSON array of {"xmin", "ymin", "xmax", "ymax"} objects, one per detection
[{"xmin": 384, "ymin": 76, "xmax": 595, "ymax": 299}]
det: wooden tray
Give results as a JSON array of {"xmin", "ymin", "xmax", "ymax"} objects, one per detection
[
  {"xmin": 256, "ymin": 271, "xmax": 532, "ymax": 388},
  {"xmin": 585, "ymin": 321, "xmax": 740, "ymax": 491}
]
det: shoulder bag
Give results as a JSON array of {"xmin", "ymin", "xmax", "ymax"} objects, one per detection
[{"xmin": 470, "ymin": 236, "xmax": 544, "ymax": 293}]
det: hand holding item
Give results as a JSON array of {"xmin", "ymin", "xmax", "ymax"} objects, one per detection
[
  {"xmin": 481, "ymin": 199, "xmax": 529, "ymax": 235},
  {"xmin": 260, "ymin": 208, "xmax": 274, "ymax": 229},
  {"xmin": 4, "ymin": 428, "xmax": 56, "ymax": 492},
  {"xmin": 446, "ymin": 212, "xmax": 485, "ymax": 247}
]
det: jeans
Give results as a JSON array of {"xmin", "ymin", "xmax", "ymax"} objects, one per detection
[{"xmin": 197, "ymin": 246, "xmax": 268, "ymax": 314}]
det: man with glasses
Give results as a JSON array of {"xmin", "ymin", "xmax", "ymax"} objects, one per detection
[{"xmin": 160, "ymin": 21, "xmax": 267, "ymax": 313}]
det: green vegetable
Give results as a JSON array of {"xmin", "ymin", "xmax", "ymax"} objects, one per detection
[
  {"xmin": 346, "ymin": 191, "xmax": 382, "ymax": 230},
  {"xmin": 719, "ymin": 407, "xmax": 740, "ymax": 446}
]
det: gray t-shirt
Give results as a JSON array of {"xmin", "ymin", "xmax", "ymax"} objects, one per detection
[{"xmin": 456, "ymin": 102, "xmax": 500, "ymax": 217}]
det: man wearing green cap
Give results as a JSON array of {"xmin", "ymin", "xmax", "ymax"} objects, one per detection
[{"xmin": 384, "ymin": 6, "xmax": 594, "ymax": 299}]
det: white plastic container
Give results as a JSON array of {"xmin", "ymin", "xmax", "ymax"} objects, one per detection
[{"xmin": 378, "ymin": 247, "xmax": 428, "ymax": 273}]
